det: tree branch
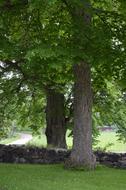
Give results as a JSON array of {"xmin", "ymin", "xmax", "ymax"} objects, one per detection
[{"xmin": 0, "ymin": 0, "xmax": 28, "ymax": 11}]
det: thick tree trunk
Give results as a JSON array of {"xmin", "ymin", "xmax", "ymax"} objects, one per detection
[
  {"xmin": 66, "ymin": 62, "xmax": 96, "ymax": 169},
  {"xmin": 45, "ymin": 89, "xmax": 67, "ymax": 149}
]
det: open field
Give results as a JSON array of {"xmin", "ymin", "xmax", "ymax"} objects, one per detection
[
  {"xmin": 0, "ymin": 164, "xmax": 126, "ymax": 190},
  {"xmin": 96, "ymin": 131, "xmax": 126, "ymax": 152},
  {"xmin": 0, "ymin": 134, "xmax": 20, "ymax": 145},
  {"xmin": 27, "ymin": 131, "xmax": 126, "ymax": 153},
  {"xmin": 0, "ymin": 131, "xmax": 125, "ymax": 153}
]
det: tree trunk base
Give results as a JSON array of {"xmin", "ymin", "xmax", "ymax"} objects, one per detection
[
  {"xmin": 45, "ymin": 88, "xmax": 67, "ymax": 149},
  {"xmin": 64, "ymin": 62, "xmax": 96, "ymax": 170},
  {"xmin": 45, "ymin": 124, "xmax": 67, "ymax": 149},
  {"xmin": 65, "ymin": 154, "xmax": 96, "ymax": 170}
]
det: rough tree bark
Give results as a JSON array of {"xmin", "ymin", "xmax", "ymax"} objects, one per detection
[
  {"xmin": 66, "ymin": 62, "xmax": 96, "ymax": 169},
  {"xmin": 45, "ymin": 88, "xmax": 67, "ymax": 149}
]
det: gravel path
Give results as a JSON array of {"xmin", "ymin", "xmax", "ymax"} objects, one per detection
[{"xmin": 7, "ymin": 133, "xmax": 32, "ymax": 145}]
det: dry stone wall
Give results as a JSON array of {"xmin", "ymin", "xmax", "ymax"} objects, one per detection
[{"xmin": 0, "ymin": 145, "xmax": 126, "ymax": 169}]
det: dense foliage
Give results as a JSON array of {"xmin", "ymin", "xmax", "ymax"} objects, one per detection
[{"xmin": 0, "ymin": 0, "xmax": 126, "ymax": 142}]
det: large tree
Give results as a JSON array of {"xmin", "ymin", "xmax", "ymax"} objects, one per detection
[{"xmin": 0, "ymin": 0, "xmax": 126, "ymax": 169}]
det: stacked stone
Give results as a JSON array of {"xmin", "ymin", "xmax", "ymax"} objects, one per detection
[{"xmin": 0, "ymin": 144, "xmax": 126, "ymax": 169}]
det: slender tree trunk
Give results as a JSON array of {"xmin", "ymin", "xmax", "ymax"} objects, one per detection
[
  {"xmin": 45, "ymin": 89, "xmax": 67, "ymax": 149},
  {"xmin": 66, "ymin": 62, "xmax": 96, "ymax": 169}
]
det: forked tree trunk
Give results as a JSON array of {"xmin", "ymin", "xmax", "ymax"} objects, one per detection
[
  {"xmin": 45, "ymin": 89, "xmax": 67, "ymax": 149},
  {"xmin": 66, "ymin": 62, "xmax": 96, "ymax": 169}
]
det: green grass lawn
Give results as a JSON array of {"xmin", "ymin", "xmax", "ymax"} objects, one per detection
[
  {"xmin": 95, "ymin": 131, "xmax": 126, "ymax": 153},
  {"xmin": 0, "ymin": 164, "xmax": 125, "ymax": 190},
  {"xmin": 27, "ymin": 134, "xmax": 47, "ymax": 147},
  {"xmin": 0, "ymin": 134, "xmax": 20, "ymax": 145},
  {"xmin": 1, "ymin": 130, "xmax": 125, "ymax": 153},
  {"xmin": 27, "ymin": 131, "xmax": 126, "ymax": 153}
]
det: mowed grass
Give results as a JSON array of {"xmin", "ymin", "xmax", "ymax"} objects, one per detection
[
  {"xmin": 1, "ymin": 131, "xmax": 125, "ymax": 153},
  {"xmin": 96, "ymin": 131, "xmax": 126, "ymax": 152},
  {"xmin": 26, "ymin": 132, "xmax": 72, "ymax": 148},
  {"xmin": 27, "ymin": 131, "xmax": 126, "ymax": 153},
  {"xmin": 0, "ymin": 134, "xmax": 20, "ymax": 145},
  {"xmin": 0, "ymin": 164, "xmax": 126, "ymax": 190},
  {"xmin": 27, "ymin": 134, "xmax": 47, "ymax": 147}
]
